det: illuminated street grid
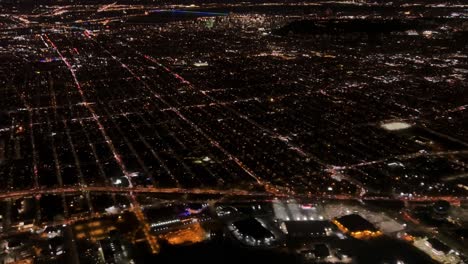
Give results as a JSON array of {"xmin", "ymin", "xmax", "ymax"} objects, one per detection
[{"xmin": 0, "ymin": 1, "xmax": 467, "ymax": 227}]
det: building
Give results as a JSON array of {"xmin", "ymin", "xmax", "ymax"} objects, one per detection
[
  {"xmin": 230, "ymin": 218, "xmax": 275, "ymax": 246},
  {"xmin": 283, "ymin": 220, "xmax": 333, "ymax": 238},
  {"xmin": 413, "ymin": 237, "xmax": 461, "ymax": 264},
  {"xmin": 233, "ymin": 218, "xmax": 273, "ymax": 241},
  {"xmin": 333, "ymin": 214, "xmax": 382, "ymax": 239}
]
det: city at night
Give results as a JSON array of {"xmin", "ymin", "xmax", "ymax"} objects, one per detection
[{"xmin": 0, "ymin": 0, "xmax": 467, "ymax": 263}]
